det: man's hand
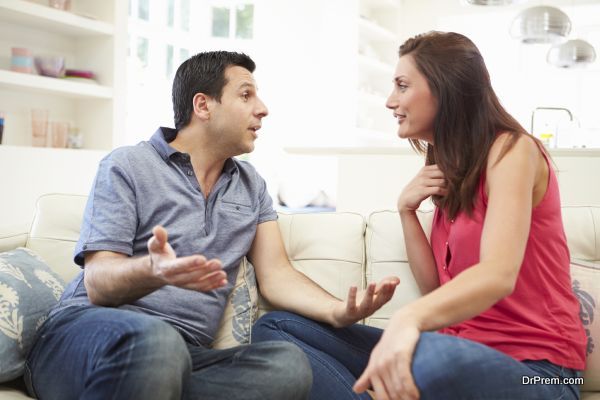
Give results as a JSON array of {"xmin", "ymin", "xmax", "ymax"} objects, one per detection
[
  {"xmin": 354, "ymin": 315, "xmax": 421, "ymax": 400},
  {"xmin": 330, "ymin": 276, "xmax": 400, "ymax": 328},
  {"xmin": 148, "ymin": 225, "xmax": 228, "ymax": 291}
]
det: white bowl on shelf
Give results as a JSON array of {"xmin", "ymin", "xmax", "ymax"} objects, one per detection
[{"xmin": 34, "ymin": 56, "xmax": 66, "ymax": 78}]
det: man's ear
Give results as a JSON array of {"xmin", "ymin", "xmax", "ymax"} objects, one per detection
[{"xmin": 192, "ymin": 93, "xmax": 212, "ymax": 121}]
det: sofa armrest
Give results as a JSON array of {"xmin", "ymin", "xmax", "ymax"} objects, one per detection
[{"xmin": 0, "ymin": 227, "xmax": 29, "ymax": 252}]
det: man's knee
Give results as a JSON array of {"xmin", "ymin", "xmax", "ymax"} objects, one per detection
[
  {"xmin": 118, "ymin": 316, "xmax": 191, "ymax": 371},
  {"xmin": 261, "ymin": 341, "xmax": 312, "ymax": 399}
]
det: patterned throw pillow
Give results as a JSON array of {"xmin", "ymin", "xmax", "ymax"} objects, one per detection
[
  {"xmin": 571, "ymin": 259, "xmax": 599, "ymax": 391},
  {"xmin": 0, "ymin": 248, "xmax": 65, "ymax": 382},
  {"xmin": 211, "ymin": 258, "xmax": 258, "ymax": 349}
]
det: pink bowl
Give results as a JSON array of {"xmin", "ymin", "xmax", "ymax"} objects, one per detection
[{"xmin": 34, "ymin": 56, "xmax": 65, "ymax": 78}]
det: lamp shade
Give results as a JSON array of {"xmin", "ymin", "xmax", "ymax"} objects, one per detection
[
  {"xmin": 547, "ymin": 39, "xmax": 597, "ymax": 68},
  {"xmin": 510, "ymin": 6, "xmax": 571, "ymax": 44}
]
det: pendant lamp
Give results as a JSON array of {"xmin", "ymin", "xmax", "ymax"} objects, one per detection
[
  {"xmin": 547, "ymin": 39, "xmax": 597, "ymax": 68},
  {"xmin": 510, "ymin": 6, "xmax": 571, "ymax": 44}
]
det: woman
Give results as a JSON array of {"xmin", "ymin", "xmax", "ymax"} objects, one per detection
[{"xmin": 253, "ymin": 31, "xmax": 586, "ymax": 399}]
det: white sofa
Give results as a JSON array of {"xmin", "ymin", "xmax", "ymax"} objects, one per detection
[{"xmin": 1, "ymin": 194, "xmax": 598, "ymax": 399}]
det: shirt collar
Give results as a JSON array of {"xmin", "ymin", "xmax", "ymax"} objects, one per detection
[
  {"xmin": 149, "ymin": 127, "xmax": 238, "ymax": 176},
  {"xmin": 149, "ymin": 127, "xmax": 179, "ymax": 161}
]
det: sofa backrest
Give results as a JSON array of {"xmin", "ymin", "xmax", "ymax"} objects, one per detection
[
  {"xmin": 363, "ymin": 209, "xmax": 433, "ymax": 328},
  {"xmin": 561, "ymin": 206, "xmax": 600, "ymax": 262},
  {"xmin": 25, "ymin": 193, "xmax": 87, "ymax": 282},
  {"xmin": 258, "ymin": 212, "xmax": 366, "ymax": 316}
]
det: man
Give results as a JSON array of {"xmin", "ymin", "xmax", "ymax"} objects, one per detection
[{"xmin": 25, "ymin": 51, "xmax": 399, "ymax": 400}]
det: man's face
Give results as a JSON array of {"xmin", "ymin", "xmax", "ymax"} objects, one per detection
[{"xmin": 208, "ymin": 66, "xmax": 268, "ymax": 155}]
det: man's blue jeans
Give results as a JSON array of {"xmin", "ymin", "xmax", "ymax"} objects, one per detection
[
  {"xmin": 25, "ymin": 305, "xmax": 312, "ymax": 400},
  {"xmin": 252, "ymin": 311, "xmax": 581, "ymax": 400}
]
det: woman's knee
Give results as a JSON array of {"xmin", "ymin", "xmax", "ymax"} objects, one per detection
[{"xmin": 252, "ymin": 310, "xmax": 300, "ymax": 340}]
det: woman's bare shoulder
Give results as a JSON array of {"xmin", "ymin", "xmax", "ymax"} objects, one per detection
[{"xmin": 488, "ymin": 132, "xmax": 541, "ymax": 169}]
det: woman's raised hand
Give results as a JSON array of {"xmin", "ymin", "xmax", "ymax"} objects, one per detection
[{"xmin": 397, "ymin": 165, "xmax": 447, "ymax": 213}]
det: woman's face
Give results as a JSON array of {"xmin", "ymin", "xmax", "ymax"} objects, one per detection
[{"xmin": 386, "ymin": 54, "xmax": 437, "ymax": 144}]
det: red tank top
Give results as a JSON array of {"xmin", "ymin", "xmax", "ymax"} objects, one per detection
[{"xmin": 430, "ymin": 152, "xmax": 586, "ymax": 370}]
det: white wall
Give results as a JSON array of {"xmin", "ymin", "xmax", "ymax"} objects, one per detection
[
  {"xmin": 335, "ymin": 149, "xmax": 600, "ymax": 215},
  {"xmin": 0, "ymin": 146, "xmax": 106, "ymax": 232}
]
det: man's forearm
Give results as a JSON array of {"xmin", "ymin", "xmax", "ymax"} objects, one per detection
[
  {"xmin": 259, "ymin": 265, "xmax": 343, "ymax": 326},
  {"xmin": 84, "ymin": 254, "xmax": 164, "ymax": 307}
]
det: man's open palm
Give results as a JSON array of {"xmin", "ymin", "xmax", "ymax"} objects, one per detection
[{"xmin": 148, "ymin": 225, "xmax": 228, "ymax": 292}]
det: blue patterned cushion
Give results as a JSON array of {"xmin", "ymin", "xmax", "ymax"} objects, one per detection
[
  {"xmin": 571, "ymin": 259, "xmax": 599, "ymax": 391},
  {"xmin": 0, "ymin": 248, "xmax": 65, "ymax": 382},
  {"xmin": 211, "ymin": 258, "xmax": 258, "ymax": 349}
]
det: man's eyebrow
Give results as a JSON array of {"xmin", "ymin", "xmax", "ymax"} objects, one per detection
[{"xmin": 238, "ymin": 81, "xmax": 256, "ymax": 90}]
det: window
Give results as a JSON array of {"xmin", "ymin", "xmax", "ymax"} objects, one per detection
[
  {"xmin": 136, "ymin": 37, "xmax": 149, "ymax": 68},
  {"xmin": 166, "ymin": 45, "xmax": 174, "ymax": 77},
  {"xmin": 180, "ymin": 0, "xmax": 190, "ymax": 31},
  {"xmin": 211, "ymin": 3, "xmax": 254, "ymax": 39},
  {"xmin": 236, "ymin": 4, "xmax": 254, "ymax": 39},
  {"xmin": 180, "ymin": 48, "xmax": 190, "ymax": 65},
  {"xmin": 138, "ymin": 0, "xmax": 149, "ymax": 21},
  {"xmin": 212, "ymin": 7, "xmax": 230, "ymax": 38},
  {"xmin": 167, "ymin": 0, "xmax": 175, "ymax": 28}
]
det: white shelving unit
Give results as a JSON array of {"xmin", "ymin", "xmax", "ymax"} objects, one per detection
[
  {"xmin": 0, "ymin": 0, "xmax": 114, "ymax": 35},
  {"xmin": 0, "ymin": 0, "xmax": 126, "ymax": 150},
  {"xmin": 0, "ymin": 69, "xmax": 113, "ymax": 98},
  {"xmin": 356, "ymin": 0, "xmax": 401, "ymax": 141}
]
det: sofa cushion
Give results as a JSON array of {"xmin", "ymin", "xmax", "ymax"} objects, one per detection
[
  {"xmin": 0, "ymin": 248, "xmax": 65, "ymax": 382},
  {"xmin": 364, "ymin": 209, "xmax": 433, "ymax": 328},
  {"xmin": 571, "ymin": 259, "xmax": 600, "ymax": 391},
  {"xmin": 212, "ymin": 259, "xmax": 258, "ymax": 349},
  {"xmin": 258, "ymin": 212, "xmax": 366, "ymax": 319},
  {"xmin": 562, "ymin": 206, "xmax": 600, "ymax": 261},
  {"xmin": 258, "ymin": 212, "xmax": 366, "ymax": 316}
]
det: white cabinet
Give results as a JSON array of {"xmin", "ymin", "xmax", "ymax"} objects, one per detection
[
  {"xmin": 356, "ymin": 0, "xmax": 401, "ymax": 144},
  {"xmin": 0, "ymin": 0, "xmax": 127, "ymax": 150}
]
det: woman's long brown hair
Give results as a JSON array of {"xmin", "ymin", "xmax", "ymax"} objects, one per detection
[{"xmin": 400, "ymin": 31, "xmax": 529, "ymax": 219}]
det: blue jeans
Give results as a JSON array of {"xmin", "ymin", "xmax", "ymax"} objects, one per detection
[
  {"xmin": 252, "ymin": 311, "xmax": 581, "ymax": 400},
  {"xmin": 25, "ymin": 305, "xmax": 312, "ymax": 400}
]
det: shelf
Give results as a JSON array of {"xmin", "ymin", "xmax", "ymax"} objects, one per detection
[
  {"xmin": 0, "ymin": 144, "xmax": 109, "ymax": 155},
  {"xmin": 0, "ymin": 0, "xmax": 113, "ymax": 36},
  {"xmin": 0, "ymin": 69, "xmax": 113, "ymax": 99},
  {"xmin": 358, "ymin": 17, "xmax": 396, "ymax": 42},
  {"xmin": 358, "ymin": 54, "xmax": 395, "ymax": 75}
]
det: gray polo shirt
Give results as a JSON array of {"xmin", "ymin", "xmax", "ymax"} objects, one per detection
[{"xmin": 53, "ymin": 127, "xmax": 278, "ymax": 346}]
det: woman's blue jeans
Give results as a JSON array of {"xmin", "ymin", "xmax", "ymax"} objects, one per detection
[
  {"xmin": 25, "ymin": 305, "xmax": 312, "ymax": 400},
  {"xmin": 252, "ymin": 311, "xmax": 581, "ymax": 400}
]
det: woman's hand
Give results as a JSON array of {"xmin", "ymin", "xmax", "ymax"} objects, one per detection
[
  {"xmin": 354, "ymin": 314, "xmax": 421, "ymax": 400},
  {"xmin": 398, "ymin": 165, "xmax": 447, "ymax": 213}
]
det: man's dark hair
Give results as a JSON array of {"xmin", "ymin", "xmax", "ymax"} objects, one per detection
[{"xmin": 172, "ymin": 51, "xmax": 256, "ymax": 130}]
